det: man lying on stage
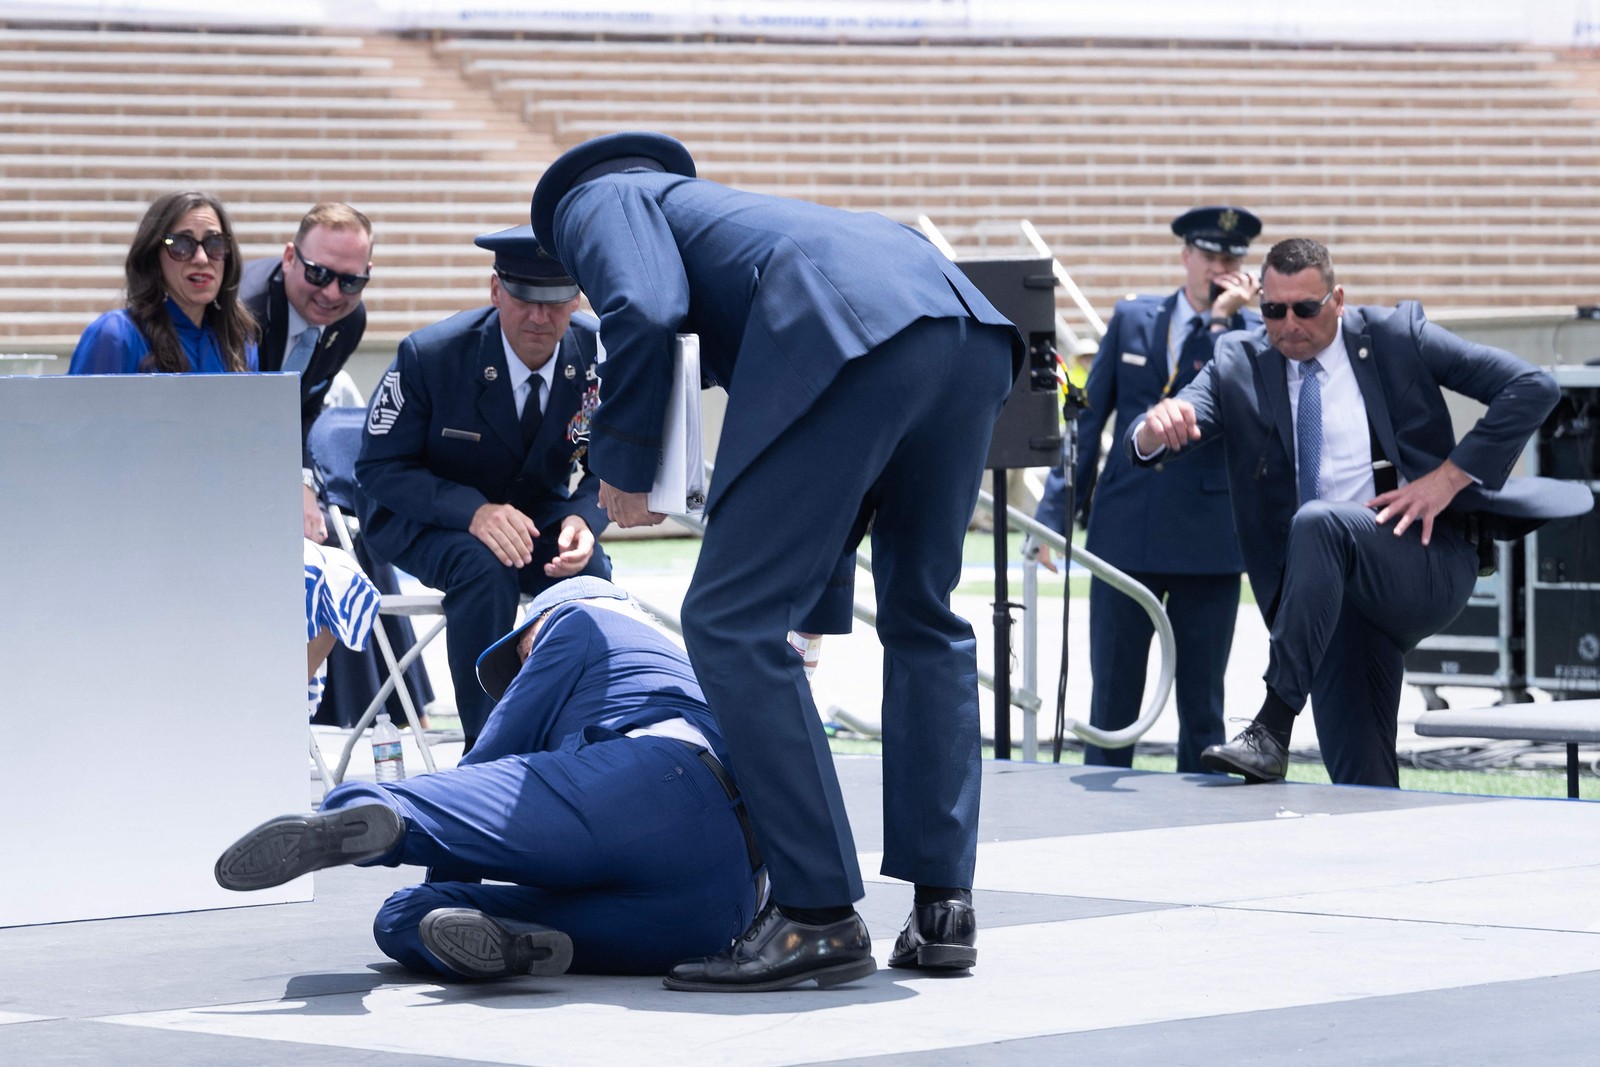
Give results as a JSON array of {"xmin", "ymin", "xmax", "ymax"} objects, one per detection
[{"xmin": 215, "ymin": 576, "xmax": 763, "ymax": 980}]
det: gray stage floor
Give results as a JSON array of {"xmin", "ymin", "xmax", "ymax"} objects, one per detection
[{"xmin": 5, "ymin": 756, "xmax": 1600, "ymax": 1066}]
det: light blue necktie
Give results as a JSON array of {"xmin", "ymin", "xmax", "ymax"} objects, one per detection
[
  {"xmin": 1296, "ymin": 358, "xmax": 1322, "ymax": 507},
  {"xmin": 284, "ymin": 327, "xmax": 317, "ymax": 374}
]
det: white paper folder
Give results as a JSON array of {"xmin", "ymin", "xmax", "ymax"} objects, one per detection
[{"xmin": 646, "ymin": 333, "xmax": 707, "ymax": 517}]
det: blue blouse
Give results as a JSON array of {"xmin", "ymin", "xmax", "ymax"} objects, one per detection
[{"xmin": 68, "ymin": 298, "xmax": 258, "ymax": 375}]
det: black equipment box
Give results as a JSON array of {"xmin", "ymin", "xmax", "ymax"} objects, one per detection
[
  {"xmin": 957, "ymin": 257, "xmax": 1062, "ymax": 471},
  {"xmin": 1525, "ymin": 365, "xmax": 1600, "ymax": 696}
]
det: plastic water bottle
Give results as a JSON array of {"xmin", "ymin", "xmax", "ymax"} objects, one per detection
[{"xmin": 372, "ymin": 712, "xmax": 406, "ymax": 782}]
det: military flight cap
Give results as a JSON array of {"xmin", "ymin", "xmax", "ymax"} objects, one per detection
[
  {"xmin": 1171, "ymin": 206, "xmax": 1263, "ymax": 257},
  {"xmin": 475, "ymin": 576, "xmax": 631, "ymax": 701},
  {"xmin": 531, "ymin": 131, "xmax": 696, "ymax": 258},
  {"xmin": 473, "ymin": 224, "xmax": 579, "ymax": 304}
]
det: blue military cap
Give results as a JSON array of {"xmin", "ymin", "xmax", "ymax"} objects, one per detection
[
  {"xmin": 473, "ymin": 224, "xmax": 580, "ymax": 303},
  {"xmin": 475, "ymin": 576, "xmax": 631, "ymax": 700},
  {"xmin": 1171, "ymin": 206, "xmax": 1263, "ymax": 257},
  {"xmin": 531, "ymin": 131, "xmax": 696, "ymax": 258}
]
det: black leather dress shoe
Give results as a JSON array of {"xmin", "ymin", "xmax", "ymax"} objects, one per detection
[
  {"xmin": 1200, "ymin": 722, "xmax": 1289, "ymax": 783},
  {"xmin": 419, "ymin": 908, "xmax": 574, "ymax": 980},
  {"xmin": 662, "ymin": 902, "xmax": 876, "ymax": 992},
  {"xmin": 214, "ymin": 803, "xmax": 402, "ymax": 891},
  {"xmin": 888, "ymin": 900, "xmax": 977, "ymax": 970}
]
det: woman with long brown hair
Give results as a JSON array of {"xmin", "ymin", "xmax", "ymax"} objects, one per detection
[{"xmin": 69, "ymin": 190, "xmax": 258, "ymax": 374}]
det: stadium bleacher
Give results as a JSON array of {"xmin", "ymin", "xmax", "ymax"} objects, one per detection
[{"xmin": 3, "ymin": 23, "xmax": 1600, "ymax": 349}]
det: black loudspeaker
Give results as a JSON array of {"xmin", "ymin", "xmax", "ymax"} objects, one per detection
[{"xmin": 957, "ymin": 257, "xmax": 1062, "ymax": 470}]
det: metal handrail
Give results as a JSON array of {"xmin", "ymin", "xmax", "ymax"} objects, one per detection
[{"xmin": 976, "ymin": 490, "xmax": 1176, "ymax": 751}]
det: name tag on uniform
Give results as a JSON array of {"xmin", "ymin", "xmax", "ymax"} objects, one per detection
[
  {"xmin": 1121, "ymin": 352, "xmax": 1147, "ymax": 366},
  {"xmin": 441, "ymin": 428, "xmax": 481, "ymax": 442}
]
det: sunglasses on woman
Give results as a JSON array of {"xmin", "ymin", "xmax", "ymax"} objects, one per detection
[
  {"xmin": 1260, "ymin": 290, "xmax": 1334, "ymax": 320},
  {"xmin": 293, "ymin": 243, "xmax": 370, "ymax": 295},
  {"xmin": 163, "ymin": 232, "xmax": 229, "ymax": 262}
]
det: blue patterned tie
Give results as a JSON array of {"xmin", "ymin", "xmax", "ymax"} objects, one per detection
[
  {"xmin": 284, "ymin": 327, "xmax": 317, "ymax": 374},
  {"xmin": 1296, "ymin": 358, "xmax": 1322, "ymax": 507}
]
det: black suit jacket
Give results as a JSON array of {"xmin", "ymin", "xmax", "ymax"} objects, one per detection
[{"xmin": 240, "ymin": 257, "xmax": 367, "ymax": 465}]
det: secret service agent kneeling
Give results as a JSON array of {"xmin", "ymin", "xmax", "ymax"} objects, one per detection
[{"xmin": 215, "ymin": 577, "xmax": 763, "ymax": 980}]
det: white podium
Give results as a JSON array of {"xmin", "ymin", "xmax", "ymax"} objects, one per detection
[{"xmin": 0, "ymin": 373, "xmax": 310, "ymax": 926}]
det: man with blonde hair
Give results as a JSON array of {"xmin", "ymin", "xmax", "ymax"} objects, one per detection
[{"xmin": 241, "ymin": 202, "xmax": 374, "ymax": 541}]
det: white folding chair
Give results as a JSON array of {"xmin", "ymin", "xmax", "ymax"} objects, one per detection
[{"xmin": 308, "ymin": 407, "xmax": 448, "ymax": 788}]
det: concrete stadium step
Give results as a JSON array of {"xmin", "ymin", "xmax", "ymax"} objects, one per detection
[
  {"xmin": 463, "ymin": 56, "xmax": 1569, "ymax": 91},
  {"xmin": 0, "ymin": 48, "xmax": 394, "ymax": 74},
  {"xmin": 434, "ymin": 36, "xmax": 1552, "ymax": 73},
  {"xmin": 0, "ymin": 69, "xmax": 419, "ymax": 97},
  {"xmin": 498, "ymin": 76, "xmax": 1577, "ymax": 110},
  {"xmin": 0, "ymin": 27, "xmax": 368, "ymax": 53}
]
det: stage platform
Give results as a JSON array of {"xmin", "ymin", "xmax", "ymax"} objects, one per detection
[{"xmin": 4, "ymin": 756, "xmax": 1599, "ymax": 1065}]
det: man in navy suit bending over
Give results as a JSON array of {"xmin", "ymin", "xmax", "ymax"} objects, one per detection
[
  {"xmin": 532, "ymin": 132, "xmax": 1023, "ymax": 991},
  {"xmin": 1134, "ymin": 238, "xmax": 1581, "ymax": 787},
  {"xmin": 1035, "ymin": 206, "xmax": 1261, "ymax": 772}
]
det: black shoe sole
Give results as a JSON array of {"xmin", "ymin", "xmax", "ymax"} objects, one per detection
[
  {"xmin": 1199, "ymin": 750, "xmax": 1285, "ymax": 784},
  {"xmin": 214, "ymin": 803, "xmax": 402, "ymax": 891},
  {"xmin": 888, "ymin": 943, "xmax": 976, "ymax": 970},
  {"xmin": 662, "ymin": 956, "xmax": 877, "ymax": 993},
  {"xmin": 419, "ymin": 909, "xmax": 574, "ymax": 980}
]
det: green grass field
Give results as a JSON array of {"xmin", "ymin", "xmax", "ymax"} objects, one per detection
[
  {"xmin": 825, "ymin": 736, "xmax": 1596, "ymax": 800},
  {"xmin": 602, "ymin": 529, "xmax": 1595, "ymax": 803}
]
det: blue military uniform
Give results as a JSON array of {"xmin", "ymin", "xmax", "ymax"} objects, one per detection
[
  {"xmin": 1037, "ymin": 206, "xmax": 1260, "ymax": 771},
  {"xmin": 533, "ymin": 133, "xmax": 1023, "ymax": 918},
  {"xmin": 311, "ymin": 578, "xmax": 760, "ymax": 976},
  {"xmin": 356, "ymin": 228, "xmax": 610, "ymax": 741}
]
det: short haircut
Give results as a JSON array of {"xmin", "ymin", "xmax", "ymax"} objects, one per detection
[
  {"xmin": 294, "ymin": 202, "xmax": 373, "ymax": 247},
  {"xmin": 1263, "ymin": 238, "xmax": 1335, "ymax": 289}
]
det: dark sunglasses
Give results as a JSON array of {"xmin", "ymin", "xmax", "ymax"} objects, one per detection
[
  {"xmin": 1260, "ymin": 290, "xmax": 1334, "ymax": 321},
  {"xmin": 293, "ymin": 243, "xmax": 370, "ymax": 295},
  {"xmin": 162, "ymin": 232, "xmax": 229, "ymax": 262}
]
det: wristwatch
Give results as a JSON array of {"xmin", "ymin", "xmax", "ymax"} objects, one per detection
[{"xmin": 301, "ymin": 466, "xmax": 321, "ymax": 494}]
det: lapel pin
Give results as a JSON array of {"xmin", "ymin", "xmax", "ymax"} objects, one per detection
[
  {"xmin": 564, "ymin": 363, "xmax": 576, "ymax": 380},
  {"xmin": 484, "ymin": 366, "xmax": 498, "ymax": 382},
  {"xmin": 325, "ymin": 330, "xmax": 338, "ymax": 348},
  {"xmin": 1358, "ymin": 347, "xmax": 1369, "ymax": 360}
]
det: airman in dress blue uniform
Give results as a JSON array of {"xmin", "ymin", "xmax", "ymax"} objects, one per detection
[
  {"xmin": 1036, "ymin": 206, "xmax": 1262, "ymax": 771},
  {"xmin": 356, "ymin": 226, "xmax": 610, "ymax": 746},
  {"xmin": 531, "ymin": 131, "xmax": 1024, "ymax": 992}
]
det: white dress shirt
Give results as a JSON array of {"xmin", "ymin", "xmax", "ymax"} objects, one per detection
[
  {"xmin": 1287, "ymin": 322, "xmax": 1382, "ymax": 504},
  {"xmin": 502, "ymin": 332, "xmax": 560, "ymax": 419}
]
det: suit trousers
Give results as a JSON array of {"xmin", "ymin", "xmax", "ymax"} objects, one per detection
[
  {"xmin": 1264, "ymin": 500, "xmax": 1477, "ymax": 787},
  {"xmin": 387, "ymin": 528, "xmax": 610, "ymax": 741},
  {"xmin": 324, "ymin": 727, "xmax": 758, "ymax": 976},
  {"xmin": 1084, "ymin": 570, "xmax": 1239, "ymax": 772},
  {"xmin": 680, "ymin": 316, "xmax": 1016, "ymax": 908}
]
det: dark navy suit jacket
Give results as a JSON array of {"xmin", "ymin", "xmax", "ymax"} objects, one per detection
[
  {"xmin": 240, "ymin": 257, "xmax": 365, "ymax": 467},
  {"xmin": 1039, "ymin": 290, "xmax": 1252, "ymax": 574},
  {"xmin": 355, "ymin": 306, "xmax": 608, "ymax": 565},
  {"xmin": 548, "ymin": 171, "xmax": 1023, "ymax": 510},
  {"xmin": 1136, "ymin": 302, "xmax": 1561, "ymax": 624}
]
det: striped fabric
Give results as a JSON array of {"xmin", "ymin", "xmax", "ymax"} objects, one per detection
[{"xmin": 304, "ymin": 539, "xmax": 381, "ymax": 717}]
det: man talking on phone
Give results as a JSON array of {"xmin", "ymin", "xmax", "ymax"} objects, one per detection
[{"xmin": 1034, "ymin": 206, "xmax": 1262, "ymax": 771}]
